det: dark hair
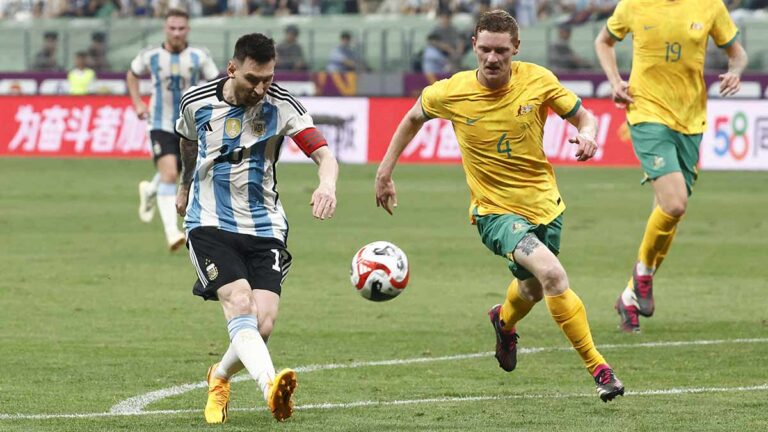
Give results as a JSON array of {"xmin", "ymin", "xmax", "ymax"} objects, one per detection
[
  {"xmin": 165, "ymin": 8, "xmax": 189, "ymax": 20},
  {"xmin": 44, "ymin": 31, "xmax": 58, "ymax": 40},
  {"xmin": 233, "ymin": 33, "xmax": 276, "ymax": 64},
  {"xmin": 474, "ymin": 10, "xmax": 519, "ymax": 41},
  {"xmin": 92, "ymin": 32, "xmax": 106, "ymax": 42},
  {"xmin": 75, "ymin": 51, "xmax": 88, "ymax": 58}
]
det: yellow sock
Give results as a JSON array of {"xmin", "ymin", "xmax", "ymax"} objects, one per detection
[
  {"xmin": 499, "ymin": 279, "xmax": 535, "ymax": 330},
  {"xmin": 638, "ymin": 206, "xmax": 681, "ymax": 269},
  {"xmin": 653, "ymin": 225, "xmax": 678, "ymax": 271},
  {"xmin": 545, "ymin": 289, "xmax": 605, "ymax": 374}
]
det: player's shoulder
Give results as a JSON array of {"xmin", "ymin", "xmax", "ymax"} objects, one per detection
[
  {"xmin": 180, "ymin": 78, "xmax": 222, "ymax": 112},
  {"xmin": 136, "ymin": 45, "xmax": 164, "ymax": 57},
  {"xmin": 187, "ymin": 45, "xmax": 214, "ymax": 57},
  {"xmin": 517, "ymin": 61, "xmax": 559, "ymax": 83},
  {"xmin": 266, "ymin": 82, "xmax": 307, "ymax": 116},
  {"xmin": 424, "ymin": 70, "xmax": 473, "ymax": 96}
]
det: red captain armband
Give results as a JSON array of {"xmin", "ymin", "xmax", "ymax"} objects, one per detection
[{"xmin": 292, "ymin": 127, "xmax": 328, "ymax": 157}]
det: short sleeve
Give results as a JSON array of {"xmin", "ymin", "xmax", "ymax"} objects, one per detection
[
  {"xmin": 606, "ymin": 0, "xmax": 631, "ymax": 41},
  {"xmin": 542, "ymin": 69, "xmax": 581, "ymax": 119},
  {"xmin": 710, "ymin": 1, "xmax": 739, "ymax": 48},
  {"xmin": 420, "ymin": 78, "xmax": 451, "ymax": 120},
  {"xmin": 201, "ymin": 49, "xmax": 220, "ymax": 80},
  {"xmin": 129, "ymin": 50, "xmax": 148, "ymax": 76},
  {"xmin": 283, "ymin": 111, "xmax": 315, "ymax": 137},
  {"xmin": 175, "ymin": 103, "xmax": 197, "ymax": 141}
]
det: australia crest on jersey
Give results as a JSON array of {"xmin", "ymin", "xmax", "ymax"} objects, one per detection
[{"xmin": 225, "ymin": 118, "xmax": 242, "ymax": 138}]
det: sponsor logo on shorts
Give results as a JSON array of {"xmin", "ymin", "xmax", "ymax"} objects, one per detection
[
  {"xmin": 512, "ymin": 222, "xmax": 526, "ymax": 233},
  {"xmin": 206, "ymin": 263, "xmax": 219, "ymax": 281},
  {"xmin": 225, "ymin": 118, "xmax": 242, "ymax": 138},
  {"xmin": 653, "ymin": 155, "xmax": 666, "ymax": 170},
  {"xmin": 153, "ymin": 141, "xmax": 162, "ymax": 155}
]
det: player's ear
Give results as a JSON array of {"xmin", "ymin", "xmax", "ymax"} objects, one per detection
[
  {"xmin": 512, "ymin": 38, "xmax": 521, "ymax": 55},
  {"xmin": 226, "ymin": 60, "xmax": 237, "ymax": 78}
]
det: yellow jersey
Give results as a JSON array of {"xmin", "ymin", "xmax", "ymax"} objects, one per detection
[
  {"xmin": 607, "ymin": 0, "xmax": 738, "ymax": 134},
  {"xmin": 420, "ymin": 63, "xmax": 580, "ymax": 225}
]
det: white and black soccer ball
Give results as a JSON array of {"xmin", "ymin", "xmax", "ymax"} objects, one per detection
[{"xmin": 350, "ymin": 241, "xmax": 409, "ymax": 301}]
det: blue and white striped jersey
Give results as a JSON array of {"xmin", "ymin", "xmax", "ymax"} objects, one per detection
[
  {"xmin": 130, "ymin": 44, "xmax": 219, "ymax": 133},
  {"xmin": 175, "ymin": 78, "xmax": 314, "ymax": 242}
]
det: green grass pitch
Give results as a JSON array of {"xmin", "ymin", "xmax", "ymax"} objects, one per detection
[{"xmin": 0, "ymin": 158, "xmax": 766, "ymax": 431}]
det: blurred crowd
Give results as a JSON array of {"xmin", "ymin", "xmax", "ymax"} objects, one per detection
[
  {"xmin": 12, "ymin": 0, "xmax": 768, "ymax": 76},
  {"xmin": 2, "ymin": 0, "xmax": 767, "ymax": 19}
]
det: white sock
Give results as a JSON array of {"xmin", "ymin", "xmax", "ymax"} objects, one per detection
[
  {"xmin": 635, "ymin": 261, "xmax": 654, "ymax": 276},
  {"xmin": 156, "ymin": 182, "xmax": 181, "ymax": 240},
  {"xmin": 215, "ymin": 344, "xmax": 244, "ymax": 380},
  {"xmin": 228, "ymin": 315, "xmax": 275, "ymax": 401},
  {"xmin": 147, "ymin": 172, "xmax": 161, "ymax": 195},
  {"xmin": 622, "ymin": 286, "xmax": 639, "ymax": 307}
]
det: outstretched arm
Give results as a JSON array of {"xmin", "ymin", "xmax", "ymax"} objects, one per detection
[
  {"xmin": 594, "ymin": 27, "xmax": 633, "ymax": 107},
  {"xmin": 309, "ymin": 146, "xmax": 338, "ymax": 220},
  {"xmin": 719, "ymin": 41, "xmax": 748, "ymax": 97},
  {"xmin": 176, "ymin": 138, "xmax": 198, "ymax": 216},
  {"xmin": 375, "ymin": 98, "xmax": 429, "ymax": 215},
  {"xmin": 565, "ymin": 106, "xmax": 598, "ymax": 162}
]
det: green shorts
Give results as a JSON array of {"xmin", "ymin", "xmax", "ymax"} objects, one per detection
[
  {"xmin": 475, "ymin": 212, "xmax": 563, "ymax": 281},
  {"xmin": 629, "ymin": 122, "xmax": 702, "ymax": 196}
]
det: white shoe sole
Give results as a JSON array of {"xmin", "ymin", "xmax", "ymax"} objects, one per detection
[
  {"xmin": 168, "ymin": 233, "xmax": 186, "ymax": 252},
  {"xmin": 138, "ymin": 181, "xmax": 156, "ymax": 223}
]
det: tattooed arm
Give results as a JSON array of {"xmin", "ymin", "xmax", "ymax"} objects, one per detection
[{"xmin": 176, "ymin": 138, "xmax": 198, "ymax": 216}]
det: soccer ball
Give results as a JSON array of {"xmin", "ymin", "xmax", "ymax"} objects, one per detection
[{"xmin": 350, "ymin": 241, "xmax": 409, "ymax": 301}]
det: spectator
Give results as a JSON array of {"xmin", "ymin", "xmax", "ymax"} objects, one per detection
[
  {"xmin": 276, "ymin": 24, "xmax": 308, "ymax": 71},
  {"xmin": 31, "ymin": 31, "xmax": 62, "ymax": 71},
  {"xmin": 200, "ymin": 0, "xmax": 226, "ymax": 15},
  {"xmin": 516, "ymin": 0, "xmax": 539, "ymax": 26},
  {"xmin": 326, "ymin": 30, "xmax": 364, "ymax": 72},
  {"xmin": 548, "ymin": 24, "xmax": 591, "ymax": 70},
  {"xmin": 591, "ymin": 0, "xmax": 617, "ymax": 20},
  {"xmin": 68, "ymin": 51, "xmax": 95, "ymax": 95},
  {"xmin": 131, "ymin": 0, "xmax": 153, "ymax": 16},
  {"xmin": 422, "ymin": 31, "xmax": 451, "ymax": 74},
  {"xmin": 430, "ymin": 9, "xmax": 467, "ymax": 72},
  {"xmin": 88, "ymin": 31, "xmax": 111, "ymax": 71}
]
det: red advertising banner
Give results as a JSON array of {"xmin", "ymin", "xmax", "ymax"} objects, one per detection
[
  {"xmin": 368, "ymin": 97, "xmax": 639, "ymax": 166},
  {"xmin": 0, "ymin": 96, "xmax": 150, "ymax": 159}
]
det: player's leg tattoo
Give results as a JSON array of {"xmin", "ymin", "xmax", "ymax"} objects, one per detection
[{"xmin": 515, "ymin": 233, "xmax": 541, "ymax": 256}]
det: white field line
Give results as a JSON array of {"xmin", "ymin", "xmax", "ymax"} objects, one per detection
[
  {"xmin": 108, "ymin": 337, "xmax": 768, "ymax": 414},
  {"xmin": 2, "ymin": 384, "xmax": 767, "ymax": 421}
]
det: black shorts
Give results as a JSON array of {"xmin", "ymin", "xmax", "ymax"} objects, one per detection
[
  {"xmin": 186, "ymin": 227, "xmax": 292, "ymax": 301},
  {"xmin": 150, "ymin": 130, "xmax": 181, "ymax": 170}
]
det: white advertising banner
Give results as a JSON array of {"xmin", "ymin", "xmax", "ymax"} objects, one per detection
[
  {"xmin": 700, "ymin": 100, "xmax": 768, "ymax": 170},
  {"xmin": 279, "ymin": 97, "xmax": 369, "ymax": 164}
]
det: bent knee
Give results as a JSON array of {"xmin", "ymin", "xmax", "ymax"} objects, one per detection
[
  {"xmin": 538, "ymin": 266, "xmax": 569, "ymax": 294},
  {"xmin": 661, "ymin": 200, "xmax": 687, "ymax": 217}
]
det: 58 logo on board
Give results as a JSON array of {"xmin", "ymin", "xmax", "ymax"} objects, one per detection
[
  {"xmin": 701, "ymin": 102, "xmax": 768, "ymax": 170},
  {"xmin": 712, "ymin": 112, "xmax": 751, "ymax": 160}
]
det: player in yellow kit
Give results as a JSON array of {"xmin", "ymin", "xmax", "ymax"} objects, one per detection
[
  {"xmin": 595, "ymin": 0, "xmax": 747, "ymax": 332},
  {"xmin": 375, "ymin": 10, "xmax": 624, "ymax": 402}
]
